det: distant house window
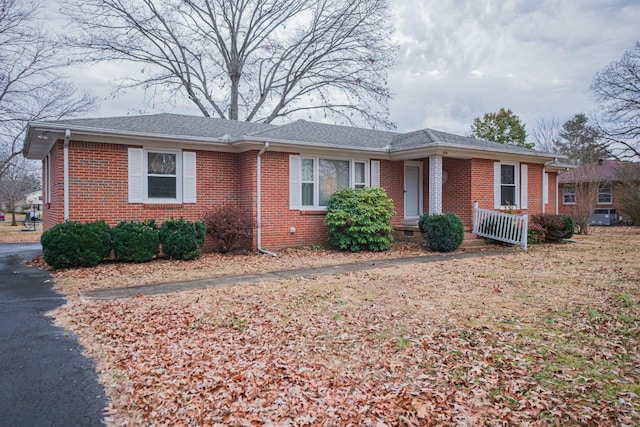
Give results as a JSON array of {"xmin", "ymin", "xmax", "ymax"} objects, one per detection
[
  {"xmin": 500, "ymin": 164, "xmax": 516, "ymax": 206},
  {"xmin": 598, "ymin": 183, "xmax": 612, "ymax": 204},
  {"xmin": 563, "ymin": 185, "xmax": 576, "ymax": 204}
]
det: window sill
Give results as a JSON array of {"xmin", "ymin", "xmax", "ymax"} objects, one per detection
[
  {"xmin": 299, "ymin": 210, "xmax": 327, "ymax": 216},
  {"xmin": 142, "ymin": 203, "xmax": 183, "ymax": 209}
]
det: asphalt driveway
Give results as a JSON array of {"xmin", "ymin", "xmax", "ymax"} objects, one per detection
[{"xmin": 0, "ymin": 243, "xmax": 106, "ymax": 426}]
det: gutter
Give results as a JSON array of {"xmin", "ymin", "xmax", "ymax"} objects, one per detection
[
  {"xmin": 63, "ymin": 129, "xmax": 70, "ymax": 221},
  {"xmin": 256, "ymin": 142, "xmax": 276, "ymax": 257}
]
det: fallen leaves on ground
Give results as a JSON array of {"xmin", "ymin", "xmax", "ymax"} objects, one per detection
[{"xmin": 52, "ymin": 228, "xmax": 640, "ymax": 426}]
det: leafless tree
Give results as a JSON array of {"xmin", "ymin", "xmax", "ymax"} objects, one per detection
[
  {"xmin": 591, "ymin": 42, "xmax": 640, "ymax": 159},
  {"xmin": 614, "ymin": 161, "xmax": 640, "ymax": 225},
  {"xmin": 0, "ymin": 0, "xmax": 95, "ymax": 178},
  {"xmin": 0, "ymin": 158, "xmax": 40, "ymax": 226},
  {"xmin": 62, "ymin": 0, "xmax": 396, "ymax": 128},
  {"xmin": 563, "ymin": 162, "xmax": 608, "ymax": 235},
  {"xmin": 529, "ymin": 116, "xmax": 561, "ymax": 153}
]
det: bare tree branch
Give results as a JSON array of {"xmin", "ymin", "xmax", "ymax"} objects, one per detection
[
  {"xmin": 592, "ymin": 41, "xmax": 640, "ymax": 159},
  {"xmin": 62, "ymin": 0, "xmax": 396, "ymax": 128},
  {"xmin": 0, "ymin": 0, "xmax": 95, "ymax": 177}
]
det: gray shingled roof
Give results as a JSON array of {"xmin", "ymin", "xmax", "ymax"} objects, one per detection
[
  {"xmin": 26, "ymin": 113, "xmax": 559, "ymax": 159},
  {"xmin": 250, "ymin": 119, "xmax": 398, "ymax": 150},
  {"xmin": 49, "ymin": 113, "xmax": 276, "ymax": 140}
]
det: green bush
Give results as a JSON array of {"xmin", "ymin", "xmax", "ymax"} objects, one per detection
[
  {"xmin": 527, "ymin": 223, "xmax": 546, "ymax": 245},
  {"xmin": 203, "ymin": 205, "xmax": 253, "ymax": 253},
  {"xmin": 560, "ymin": 215, "xmax": 574, "ymax": 239},
  {"xmin": 419, "ymin": 213, "xmax": 464, "ymax": 253},
  {"xmin": 41, "ymin": 220, "xmax": 111, "ymax": 269},
  {"xmin": 324, "ymin": 187, "xmax": 394, "ymax": 252},
  {"xmin": 159, "ymin": 217, "xmax": 206, "ymax": 260},
  {"xmin": 112, "ymin": 220, "xmax": 160, "ymax": 262},
  {"xmin": 531, "ymin": 214, "xmax": 573, "ymax": 243}
]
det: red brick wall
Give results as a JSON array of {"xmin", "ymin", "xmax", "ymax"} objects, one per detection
[
  {"xmin": 381, "ymin": 160, "xmax": 407, "ymax": 226},
  {"xmin": 43, "ymin": 140, "xmax": 559, "ymax": 250},
  {"xmin": 526, "ymin": 163, "xmax": 543, "ymax": 214},
  {"xmin": 44, "ymin": 140, "xmax": 242, "ymax": 229},
  {"xmin": 470, "ymin": 158, "xmax": 495, "ymax": 213},
  {"xmin": 547, "ymin": 172, "xmax": 557, "ymax": 214},
  {"xmin": 43, "ymin": 142, "xmax": 64, "ymax": 230},
  {"xmin": 443, "ymin": 158, "xmax": 472, "ymax": 227}
]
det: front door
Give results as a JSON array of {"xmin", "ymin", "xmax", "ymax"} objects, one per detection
[{"xmin": 404, "ymin": 163, "xmax": 422, "ymax": 219}]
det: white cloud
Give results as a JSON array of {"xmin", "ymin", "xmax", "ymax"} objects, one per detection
[{"xmin": 50, "ymin": 0, "xmax": 640, "ymax": 138}]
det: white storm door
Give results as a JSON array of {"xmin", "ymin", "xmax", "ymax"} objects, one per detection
[{"xmin": 404, "ymin": 163, "xmax": 422, "ymax": 219}]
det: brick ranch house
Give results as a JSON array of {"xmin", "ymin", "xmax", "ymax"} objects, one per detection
[
  {"xmin": 558, "ymin": 159, "xmax": 635, "ymax": 224},
  {"xmin": 24, "ymin": 113, "xmax": 567, "ymax": 251}
]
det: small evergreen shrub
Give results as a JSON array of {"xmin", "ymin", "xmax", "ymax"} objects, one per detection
[
  {"xmin": 203, "ymin": 205, "xmax": 253, "ymax": 253},
  {"xmin": 41, "ymin": 220, "xmax": 111, "ymax": 269},
  {"xmin": 532, "ymin": 214, "xmax": 573, "ymax": 243},
  {"xmin": 112, "ymin": 220, "xmax": 160, "ymax": 262},
  {"xmin": 159, "ymin": 217, "xmax": 206, "ymax": 260},
  {"xmin": 527, "ymin": 223, "xmax": 546, "ymax": 245},
  {"xmin": 560, "ymin": 215, "xmax": 574, "ymax": 239},
  {"xmin": 419, "ymin": 213, "xmax": 464, "ymax": 253},
  {"xmin": 324, "ymin": 187, "xmax": 394, "ymax": 252}
]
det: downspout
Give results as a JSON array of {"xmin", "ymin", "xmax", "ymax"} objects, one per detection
[
  {"xmin": 256, "ymin": 142, "xmax": 277, "ymax": 256},
  {"xmin": 63, "ymin": 129, "xmax": 70, "ymax": 221},
  {"xmin": 542, "ymin": 167, "xmax": 546, "ymax": 214}
]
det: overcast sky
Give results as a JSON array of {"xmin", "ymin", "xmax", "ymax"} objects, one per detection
[{"xmin": 52, "ymin": 0, "xmax": 639, "ymax": 139}]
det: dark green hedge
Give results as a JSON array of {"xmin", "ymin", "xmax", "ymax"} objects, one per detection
[
  {"xmin": 112, "ymin": 220, "xmax": 159, "ymax": 262},
  {"xmin": 419, "ymin": 213, "xmax": 464, "ymax": 253},
  {"xmin": 41, "ymin": 220, "xmax": 111, "ymax": 269},
  {"xmin": 159, "ymin": 217, "xmax": 206, "ymax": 260}
]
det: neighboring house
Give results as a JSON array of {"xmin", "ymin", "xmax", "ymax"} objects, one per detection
[
  {"xmin": 23, "ymin": 113, "xmax": 566, "ymax": 250},
  {"xmin": 558, "ymin": 159, "xmax": 634, "ymax": 224}
]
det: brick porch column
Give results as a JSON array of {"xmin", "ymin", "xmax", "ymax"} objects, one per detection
[{"xmin": 429, "ymin": 155, "xmax": 443, "ymax": 214}]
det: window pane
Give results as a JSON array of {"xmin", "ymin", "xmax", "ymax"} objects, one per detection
[
  {"xmin": 302, "ymin": 183, "xmax": 314, "ymax": 206},
  {"xmin": 302, "ymin": 158, "xmax": 314, "ymax": 181},
  {"xmin": 354, "ymin": 162, "xmax": 365, "ymax": 185},
  {"xmin": 148, "ymin": 153, "xmax": 176, "ymax": 175},
  {"xmin": 598, "ymin": 184, "xmax": 612, "ymax": 203},
  {"xmin": 148, "ymin": 176, "xmax": 177, "ymax": 198},
  {"xmin": 501, "ymin": 186, "xmax": 515, "ymax": 206},
  {"xmin": 319, "ymin": 159, "xmax": 350, "ymax": 206},
  {"xmin": 501, "ymin": 165, "xmax": 515, "ymax": 185}
]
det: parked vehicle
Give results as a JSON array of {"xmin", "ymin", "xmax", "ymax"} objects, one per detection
[{"xmin": 0, "ymin": 212, "xmax": 5, "ymax": 221}]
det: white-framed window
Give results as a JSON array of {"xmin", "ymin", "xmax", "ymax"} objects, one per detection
[
  {"xmin": 494, "ymin": 162, "xmax": 522, "ymax": 209},
  {"xmin": 147, "ymin": 151, "xmax": 179, "ymax": 201},
  {"xmin": 290, "ymin": 155, "xmax": 370, "ymax": 209},
  {"xmin": 563, "ymin": 185, "xmax": 576, "ymax": 204},
  {"xmin": 128, "ymin": 148, "xmax": 196, "ymax": 204},
  {"xmin": 598, "ymin": 183, "xmax": 612, "ymax": 204}
]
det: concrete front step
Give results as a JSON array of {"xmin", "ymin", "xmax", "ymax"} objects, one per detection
[{"xmin": 393, "ymin": 226, "xmax": 488, "ymax": 249}]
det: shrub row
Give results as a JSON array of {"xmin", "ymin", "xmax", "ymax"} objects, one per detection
[
  {"xmin": 529, "ymin": 214, "xmax": 574, "ymax": 244},
  {"xmin": 41, "ymin": 218, "xmax": 206, "ymax": 269}
]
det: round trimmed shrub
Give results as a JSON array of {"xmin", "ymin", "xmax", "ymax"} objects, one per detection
[
  {"xmin": 41, "ymin": 220, "xmax": 111, "ymax": 269},
  {"xmin": 324, "ymin": 187, "xmax": 395, "ymax": 252},
  {"xmin": 419, "ymin": 213, "xmax": 464, "ymax": 253},
  {"xmin": 159, "ymin": 217, "xmax": 206, "ymax": 260},
  {"xmin": 112, "ymin": 220, "xmax": 159, "ymax": 262}
]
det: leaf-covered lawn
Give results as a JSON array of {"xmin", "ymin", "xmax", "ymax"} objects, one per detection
[{"xmin": 52, "ymin": 228, "xmax": 640, "ymax": 426}]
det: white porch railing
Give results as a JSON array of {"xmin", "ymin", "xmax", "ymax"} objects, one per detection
[{"xmin": 472, "ymin": 201, "xmax": 528, "ymax": 250}]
